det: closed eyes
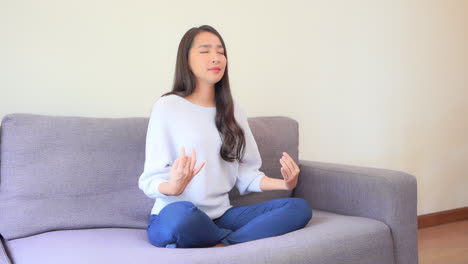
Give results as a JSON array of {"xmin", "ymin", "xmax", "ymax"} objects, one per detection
[{"xmin": 200, "ymin": 51, "xmax": 225, "ymax": 55}]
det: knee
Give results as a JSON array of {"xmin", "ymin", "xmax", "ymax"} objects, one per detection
[
  {"xmin": 164, "ymin": 201, "xmax": 198, "ymax": 212},
  {"xmin": 147, "ymin": 201, "xmax": 201, "ymax": 247},
  {"xmin": 287, "ymin": 198, "xmax": 313, "ymax": 225},
  {"xmin": 159, "ymin": 201, "xmax": 198, "ymax": 219},
  {"xmin": 160, "ymin": 201, "xmax": 201, "ymax": 230}
]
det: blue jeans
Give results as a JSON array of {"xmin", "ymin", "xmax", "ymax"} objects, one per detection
[{"xmin": 146, "ymin": 197, "xmax": 312, "ymax": 248}]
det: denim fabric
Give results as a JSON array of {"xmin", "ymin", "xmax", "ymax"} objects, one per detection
[{"xmin": 146, "ymin": 197, "xmax": 312, "ymax": 248}]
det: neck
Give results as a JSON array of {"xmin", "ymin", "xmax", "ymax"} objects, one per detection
[{"xmin": 186, "ymin": 81, "xmax": 216, "ymax": 107}]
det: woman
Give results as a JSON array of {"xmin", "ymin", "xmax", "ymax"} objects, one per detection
[{"xmin": 139, "ymin": 25, "xmax": 312, "ymax": 248}]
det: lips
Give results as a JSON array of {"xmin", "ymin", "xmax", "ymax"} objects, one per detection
[{"xmin": 208, "ymin": 67, "xmax": 221, "ymax": 71}]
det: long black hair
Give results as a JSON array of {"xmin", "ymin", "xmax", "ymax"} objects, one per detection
[{"xmin": 162, "ymin": 25, "xmax": 246, "ymax": 163}]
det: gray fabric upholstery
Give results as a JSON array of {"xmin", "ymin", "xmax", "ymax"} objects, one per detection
[
  {"xmin": 294, "ymin": 160, "xmax": 418, "ymax": 264},
  {"xmin": 0, "ymin": 114, "xmax": 295, "ymax": 240},
  {"xmin": 0, "ymin": 113, "xmax": 419, "ymax": 264},
  {"xmin": 0, "ymin": 114, "xmax": 153, "ymax": 240},
  {"xmin": 7, "ymin": 210, "xmax": 394, "ymax": 264}
]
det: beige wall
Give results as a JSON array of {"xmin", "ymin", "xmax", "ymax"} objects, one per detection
[{"xmin": 1, "ymin": 0, "xmax": 467, "ymax": 215}]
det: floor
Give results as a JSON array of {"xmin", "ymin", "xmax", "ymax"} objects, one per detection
[{"xmin": 418, "ymin": 220, "xmax": 468, "ymax": 264}]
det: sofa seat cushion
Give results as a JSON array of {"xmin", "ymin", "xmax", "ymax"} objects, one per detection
[{"xmin": 7, "ymin": 210, "xmax": 394, "ymax": 264}]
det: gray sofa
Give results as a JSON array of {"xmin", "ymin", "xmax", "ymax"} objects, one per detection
[{"xmin": 0, "ymin": 113, "xmax": 418, "ymax": 264}]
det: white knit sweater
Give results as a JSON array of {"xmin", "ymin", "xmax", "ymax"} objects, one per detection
[{"xmin": 138, "ymin": 94, "xmax": 265, "ymax": 219}]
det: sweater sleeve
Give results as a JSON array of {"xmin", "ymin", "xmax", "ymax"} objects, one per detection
[
  {"xmin": 234, "ymin": 102, "xmax": 266, "ymax": 195},
  {"xmin": 138, "ymin": 101, "xmax": 175, "ymax": 199}
]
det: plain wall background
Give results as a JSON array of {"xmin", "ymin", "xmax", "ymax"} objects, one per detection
[{"xmin": 1, "ymin": 0, "xmax": 467, "ymax": 215}]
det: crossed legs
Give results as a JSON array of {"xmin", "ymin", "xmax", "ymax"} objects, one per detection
[{"xmin": 146, "ymin": 197, "xmax": 312, "ymax": 248}]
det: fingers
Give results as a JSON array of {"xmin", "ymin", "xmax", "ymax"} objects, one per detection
[
  {"xmin": 281, "ymin": 152, "xmax": 300, "ymax": 178},
  {"xmin": 283, "ymin": 152, "xmax": 300, "ymax": 171},
  {"xmin": 173, "ymin": 157, "xmax": 180, "ymax": 170},
  {"xmin": 280, "ymin": 152, "xmax": 301, "ymax": 181},
  {"xmin": 173, "ymin": 147, "xmax": 206, "ymax": 181},
  {"xmin": 280, "ymin": 155, "xmax": 293, "ymax": 173},
  {"xmin": 178, "ymin": 146, "xmax": 189, "ymax": 174},
  {"xmin": 184, "ymin": 148, "xmax": 195, "ymax": 177},
  {"xmin": 184, "ymin": 158, "xmax": 191, "ymax": 176},
  {"xmin": 280, "ymin": 156, "xmax": 293, "ymax": 179},
  {"xmin": 188, "ymin": 148, "xmax": 205, "ymax": 176},
  {"xmin": 281, "ymin": 163, "xmax": 291, "ymax": 180},
  {"xmin": 281, "ymin": 167, "xmax": 286, "ymax": 180},
  {"xmin": 179, "ymin": 146, "xmax": 202, "ymax": 178},
  {"xmin": 193, "ymin": 161, "xmax": 206, "ymax": 176},
  {"xmin": 178, "ymin": 146, "xmax": 187, "ymax": 172},
  {"xmin": 181, "ymin": 146, "xmax": 186, "ymax": 159},
  {"xmin": 190, "ymin": 147, "xmax": 196, "ymax": 171}
]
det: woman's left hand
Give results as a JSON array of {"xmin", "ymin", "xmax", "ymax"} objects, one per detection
[{"xmin": 279, "ymin": 152, "xmax": 300, "ymax": 190}]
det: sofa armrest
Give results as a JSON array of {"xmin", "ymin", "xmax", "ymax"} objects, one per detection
[
  {"xmin": 293, "ymin": 160, "xmax": 418, "ymax": 264},
  {"xmin": 0, "ymin": 234, "xmax": 12, "ymax": 264}
]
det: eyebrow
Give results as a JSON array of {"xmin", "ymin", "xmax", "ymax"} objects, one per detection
[{"xmin": 198, "ymin": 44, "xmax": 224, "ymax": 49}]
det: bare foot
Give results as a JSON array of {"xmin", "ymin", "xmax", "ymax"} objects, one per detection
[{"xmin": 213, "ymin": 243, "xmax": 227, "ymax": 247}]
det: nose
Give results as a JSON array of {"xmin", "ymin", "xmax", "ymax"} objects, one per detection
[{"xmin": 211, "ymin": 53, "xmax": 222, "ymax": 64}]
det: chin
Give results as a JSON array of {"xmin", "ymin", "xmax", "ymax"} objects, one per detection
[{"xmin": 210, "ymin": 77, "xmax": 223, "ymax": 84}]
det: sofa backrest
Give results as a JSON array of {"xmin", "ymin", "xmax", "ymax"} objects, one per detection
[{"xmin": 0, "ymin": 113, "xmax": 298, "ymax": 240}]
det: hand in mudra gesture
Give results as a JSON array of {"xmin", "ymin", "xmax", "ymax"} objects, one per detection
[
  {"xmin": 280, "ymin": 152, "xmax": 300, "ymax": 190},
  {"xmin": 168, "ymin": 146, "xmax": 206, "ymax": 195}
]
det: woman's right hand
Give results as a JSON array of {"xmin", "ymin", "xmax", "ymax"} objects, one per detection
[{"xmin": 168, "ymin": 146, "xmax": 206, "ymax": 196}]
